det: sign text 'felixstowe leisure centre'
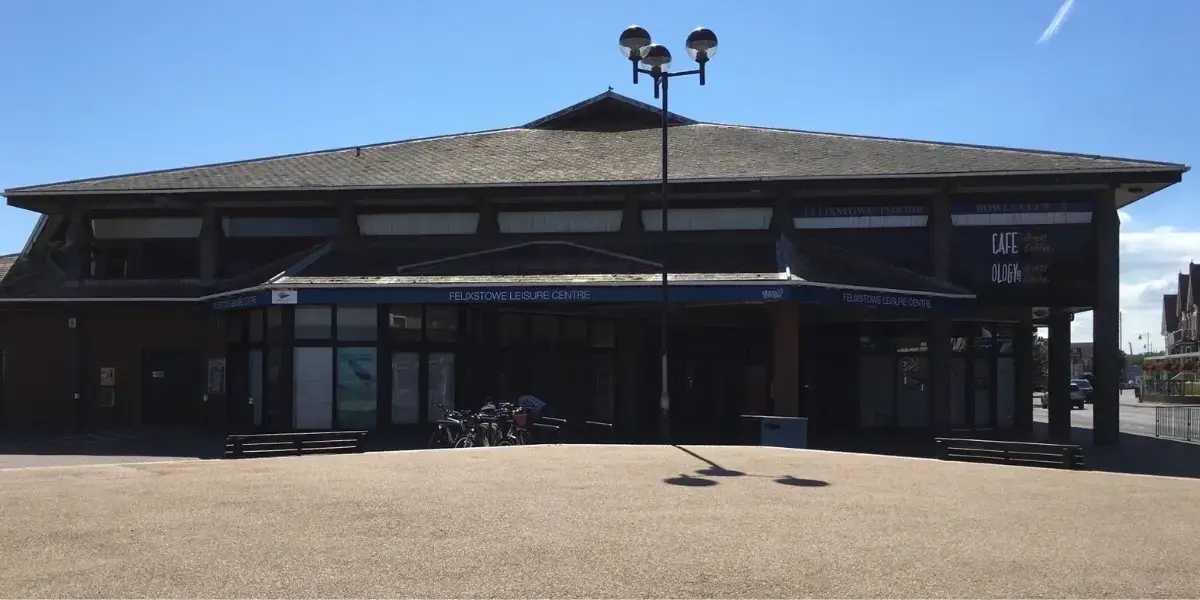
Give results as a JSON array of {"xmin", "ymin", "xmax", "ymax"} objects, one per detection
[
  {"xmin": 839, "ymin": 291, "xmax": 934, "ymax": 309},
  {"xmin": 446, "ymin": 289, "xmax": 594, "ymax": 302}
]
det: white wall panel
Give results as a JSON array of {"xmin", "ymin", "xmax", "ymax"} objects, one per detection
[
  {"xmin": 91, "ymin": 217, "xmax": 202, "ymax": 239},
  {"xmin": 641, "ymin": 207, "xmax": 773, "ymax": 231},
  {"xmin": 358, "ymin": 213, "xmax": 479, "ymax": 236},
  {"xmin": 498, "ymin": 210, "xmax": 622, "ymax": 234}
]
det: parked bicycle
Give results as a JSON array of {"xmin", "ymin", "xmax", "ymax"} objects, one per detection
[{"xmin": 427, "ymin": 399, "xmax": 531, "ymax": 449}]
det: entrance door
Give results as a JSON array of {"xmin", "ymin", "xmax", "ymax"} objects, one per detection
[{"xmin": 142, "ymin": 349, "xmax": 201, "ymax": 427}]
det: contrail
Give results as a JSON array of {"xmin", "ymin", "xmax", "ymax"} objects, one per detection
[{"xmin": 1037, "ymin": 0, "xmax": 1076, "ymax": 44}]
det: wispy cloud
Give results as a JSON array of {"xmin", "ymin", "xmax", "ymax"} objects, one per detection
[{"xmin": 1037, "ymin": 0, "xmax": 1076, "ymax": 44}]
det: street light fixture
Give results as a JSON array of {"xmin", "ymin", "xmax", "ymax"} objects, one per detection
[{"xmin": 618, "ymin": 25, "xmax": 719, "ymax": 442}]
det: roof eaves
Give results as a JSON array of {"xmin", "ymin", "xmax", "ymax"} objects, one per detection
[
  {"xmin": 2, "ymin": 127, "xmax": 526, "ymax": 196},
  {"xmin": 695, "ymin": 122, "xmax": 1190, "ymax": 170},
  {"xmin": 4, "ymin": 166, "xmax": 1185, "ymax": 198}
]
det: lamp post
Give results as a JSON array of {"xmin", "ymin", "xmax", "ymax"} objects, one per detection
[{"xmin": 618, "ymin": 25, "xmax": 719, "ymax": 442}]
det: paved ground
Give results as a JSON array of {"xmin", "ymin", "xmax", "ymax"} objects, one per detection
[
  {"xmin": 0, "ymin": 428, "xmax": 218, "ymax": 470},
  {"xmin": 1032, "ymin": 390, "xmax": 1160, "ymax": 437},
  {"xmin": 2, "ymin": 445, "xmax": 1198, "ymax": 598}
]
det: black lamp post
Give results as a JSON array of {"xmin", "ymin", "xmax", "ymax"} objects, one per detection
[{"xmin": 618, "ymin": 25, "xmax": 719, "ymax": 442}]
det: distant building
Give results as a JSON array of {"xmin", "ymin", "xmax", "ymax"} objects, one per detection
[
  {"xmin": 1162, "ymin": 263, "xmax": 1200, "ymax": 355},
  {"xmin": 1070, "ymin": 342, "xmax": 1093, "ymax": 378}
]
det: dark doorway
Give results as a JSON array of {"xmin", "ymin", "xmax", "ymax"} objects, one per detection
[{"xmin": 142, "ymin": 349, "xmax": 201, "ymax": 427}]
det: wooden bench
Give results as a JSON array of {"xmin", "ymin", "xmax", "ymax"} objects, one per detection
[
  {"xmin": 224, "ymin": 431, "xmax": 368, "ymax": 459},
  {"xmin": 934, "ymin": 437, "xmax": 1084, "ymax": 470},
  {"xmin": 532, "ymin": 418, "xmax": 615, "ymax": 444}
]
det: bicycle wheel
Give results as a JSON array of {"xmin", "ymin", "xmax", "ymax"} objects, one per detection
[
  {"xmin": 428, "ymin": 427, "xmax": 452, "ymax": 449},
  {"xmin": 454, "ymin": 435, "xmax": 474, "ymax": 449},
  {"xmin": 514, "ymin": 428, "xmax": 530, "ymax": 445}
]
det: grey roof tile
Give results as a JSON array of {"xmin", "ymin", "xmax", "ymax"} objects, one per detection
[{"xmin": 6, "ymin": 92, "xmax": 1185, "ymax": 195}]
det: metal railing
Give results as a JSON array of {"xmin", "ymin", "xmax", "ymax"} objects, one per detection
[{"xmin": 1155, "ymin": 406, "xmax": 1200, "ymax": 442}]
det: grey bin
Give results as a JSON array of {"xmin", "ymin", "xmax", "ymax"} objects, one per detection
[{"xmin": 740, "ymin": 415, "xmax": 808, "ymax": 449}]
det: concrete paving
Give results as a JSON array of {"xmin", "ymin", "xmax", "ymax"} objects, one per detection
[
  {"xmin": 2, "ymin": 445, "xmax": 1198, "ymax": 598},
  {"xmin": 1032, "ymin": 390, "xmax": 1160, "ymax": 437}
]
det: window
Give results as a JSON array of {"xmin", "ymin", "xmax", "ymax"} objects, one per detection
[
  {"xmin": 388, "ymin": 306, "xmax": 423, "ymax": 342},
  {"xmin": 896, "ymin": 356, "xmax": 929, "ymax": 428},
  {"xmin": 428, "ymin": 352, "xmax": 456, "ymax": 417},
  {"xmin": 591, "ymin": 355, "xmax": 616, "ymax": 422},
  {"xmin": 337, "ymin": 306, "xmax": 378, "ymax": 342},
  {"xmin": 561, "ymin": 318, "xmax": 588, "ymax": 346},
  {"xmin": 295, "ymin": 306, "xmax": 332, "ymax": 340},
  {"xmin": 294, "ymin": 347, "xmax": 333, "ymax": 429},
  {"xmin": 336, "ymin": 347, "xmax": 378, "ymax": 429},
  {"xmin": 223, "ymin": 217, "xmax": 338, "ymax": 237},
  {"xmin": 425, "ymin": 306, "xmax": 459, "ymax": 343},
  {"xmin": 391, "ymin": 353, "xmax": 420, "ymax": 424}
]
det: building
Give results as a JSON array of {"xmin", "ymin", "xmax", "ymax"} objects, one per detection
[
  {"xmin": 1162, "ymin": 263, "xmax": 1199, "ymax": 354},
  {"xmin": 1070, "ymin": 342, "xmax": 1093, "ymax": 378},
  {"xmin": 0, "ymin": 91, "xmax": 1187, "ymax": 445}
]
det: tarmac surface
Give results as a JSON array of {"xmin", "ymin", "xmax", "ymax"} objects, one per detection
[{"xmin": 2, "ymin": 444, "xmax": 1198, "ymax": 598}]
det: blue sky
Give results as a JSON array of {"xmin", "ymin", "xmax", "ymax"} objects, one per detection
[{"xmin": 1, "ymin": 0, "xmax": 1197, "ymax": 349}]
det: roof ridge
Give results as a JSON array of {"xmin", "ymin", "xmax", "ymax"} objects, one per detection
[
  {"xmin": 4, "ymin": 126, "xmax": 525, "ymax": 195},
  {"xmin": 523, "ymin": 89, "xmax": 696, "ymax": 128},
  {"xmin": 693, "ymin": 122, "xmax": 1188, "ymax": 169}
]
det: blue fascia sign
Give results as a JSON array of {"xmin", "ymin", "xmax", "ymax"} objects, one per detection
[{"xmin": 202, "ymin": 284, "xmax": 972, "ymax": 311}]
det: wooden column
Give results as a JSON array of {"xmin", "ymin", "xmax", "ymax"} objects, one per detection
[
  {"xmin": 1092, "ymin": 187, "xmax": 1121, "ymax": 445},
  {"xmin": 199, "ymin": 205, "xmax": 220, "ymax": 284},
  {"xmin": 1047, "ymin": 311, "xmax": 1073, "ymax": 441},
  {"xmin": 927, "ymin": 191, "xmax": 953, "ymax": 431}
]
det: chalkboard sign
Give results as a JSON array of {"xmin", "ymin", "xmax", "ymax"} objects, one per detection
[{"xmin": 951, "ymin": 224, "xmax": 1095, "ymax": 306}]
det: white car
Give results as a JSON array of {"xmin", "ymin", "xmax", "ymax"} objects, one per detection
[{"xmin": 1040, "ymin": 383, "xmax": 1086, "ymax": 410}]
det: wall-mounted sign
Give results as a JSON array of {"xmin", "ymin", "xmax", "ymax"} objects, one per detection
[
  {"xmin": 210, "ymin": 292, "xmax": 268, "ymax": 311},
  {"xmin": 951, "ymin": 223, "xmax": 1095, "ymax": 307},
  {"xmin": 271, "ymin": 289, "xmax": 298, "ymax": 305},
  {"xmin": 792, "ymin": 205, "xmax": 928, "ymax": 229},
  {"xmin": 99, "ymin": 367, "xmax": 116, "ymax": 387},
  {"xmin": 951, "ymin": 202, "xmax": 1093, "ymax": 226}
]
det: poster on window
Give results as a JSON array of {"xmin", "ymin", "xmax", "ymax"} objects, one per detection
[
  {"xmin": 206, "ymin": 358, "xmax": 226, "ymax": 394},
  {"xmin": 337, "ymin": 348, "xmax": 378, "ymax": 429},
  {"xmin": 294, "ymin": 347, "xmax": 333, "ymax": 429}
]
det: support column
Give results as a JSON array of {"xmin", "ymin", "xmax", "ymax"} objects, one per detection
[
  {"xmin": 770, "ymin": 192, "xmax": 795, "ymax": 233},
  {"xmin": 65, "ymin": 309, "xmax": 85, "ymax": 431},
  {"xmin": 1093, "ymin": 188, "xmax": 1121, "ymax": 444},
  {"xmin": 927, "ymin": 191, "xmax": 953, "ymax": 431},
  {"xmin": 771, "ymin": 302, "xmax": 800, "ymax": 417},
  {"xmin": 337, "ymin": 202, "xmax": 359, "ymax": 240},
  {"xmin": 65, "ymin": 209, "xmax": 89, "ymax": 280},
  {"xmin": 477, "ymin": 199, "xmax": 499, "ymax": 236},
  {"xmin": 621, "ymin": 195, "xmax": 643, "ymax": 234},
  {"xmin": 1013, "ymin": 315, "xmax": 1035, "ymax": 432},
  {"xmin": 1047, "ymin": 311, "xmax": 1073, "ymax": 440},
  {"xmin": 199, "ymin": 205, "xmax": 219, "ymax": 284}
]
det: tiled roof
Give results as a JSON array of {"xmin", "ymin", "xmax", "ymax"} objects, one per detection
[
  {"xmin": 5, "ymin": 92, "xmax": 1186, "ymax": 195},
  {"xmin": 1164, "ymin": 294, "xmax": 1179, "ymax": 332},
  {"xmin": 0, "ymin": 254, "xmax": 17, "ymax": 284}
]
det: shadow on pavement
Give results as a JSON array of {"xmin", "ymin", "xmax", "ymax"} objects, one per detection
[
  {"xmin": 665, "ymin": 445, "xmax": 830, "ymax": 488},
  {"xmin": 0, "ymin": 428, "xmax": 225, "ymax": 462},
  {"xmin": 808, "ymin": 426, "xmax": 1200, "ymax": 480},
  {"xmin": 1023, "ymin": 423, "xmax": 1200, "ymax": 480}
]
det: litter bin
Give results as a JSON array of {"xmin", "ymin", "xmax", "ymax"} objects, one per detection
[{"xmin": 740, "ymin": 415, "xmax": 808, "ymax": 449}]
